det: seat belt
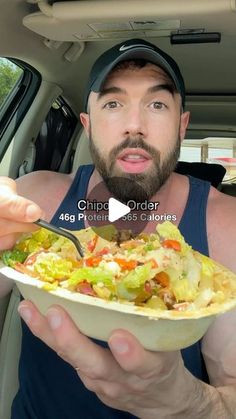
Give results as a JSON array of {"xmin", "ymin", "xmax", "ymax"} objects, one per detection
[
  {"xmin": 18, "ymin": 141, "xmax": 36, "ymax": 177},
  {"xmin": 58, "ymin": 125, "xmax": 82, "ymax": 173}
]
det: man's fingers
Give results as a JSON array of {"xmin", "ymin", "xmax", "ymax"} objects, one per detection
[
  {"xmin": 0, "ymin": 233, "xmax": 20, "ymax": 250},
  {"xmin": 0, "ymin": 177, "xmax": 44, "ymax": 251},
  {"xmin": 18, "ymin": 302, "xmax": 123, "ymax": 380},
  {"xmin": 0, "ymin": 193, "xmax": 42, "ymax": 222},
  {"xmin": 45, "ymin": 305, "xmax": 123, "ymax": 380},
  {"xmin": 18, "ymin": 301, "xmax": 180, "ymax": 390},
  {"xmin": 18, "ymin": 301, "xmax": 57, "ymax": 350},
  {"xmin": 108, "ymin": 329, "xmax": 179, "ymax": 381},
  {"xmin": 0, "ymin": 219, "xmax": 39, "ymax": 235},
  {"xmin": 0, "ymin": 177, "xmax": 42, "ymax": 222},
  {"xmin": 0, "ymin": 177, "xmax": 17, "ymax": 192}
]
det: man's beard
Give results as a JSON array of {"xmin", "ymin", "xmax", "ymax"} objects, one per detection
[{"xmin": 89, "ymin": 134, "xmax": 181, "ymax": 203}]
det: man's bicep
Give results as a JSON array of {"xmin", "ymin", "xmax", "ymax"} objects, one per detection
[{"xmin": 201, "ymin": 308, "xmax": 236, "ymax": 386}]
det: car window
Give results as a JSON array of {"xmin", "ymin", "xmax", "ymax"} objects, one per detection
[
  {"xmin": 0, "ymin": 58, "xmax": 40, "ymax": 164},
  {"xmin": 180, "ymin": 138, "xmax": 236, "ymax": 183},
  {"xmin": 0, "ymin": 58, "xmax": 23, "ymax": 109}
]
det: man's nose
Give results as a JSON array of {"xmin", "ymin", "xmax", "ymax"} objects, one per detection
[{"xmin": 123, "ymin": 106, "xmax": 147, "ymax": 137}]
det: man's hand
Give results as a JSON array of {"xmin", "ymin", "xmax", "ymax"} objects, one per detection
[
  {"xmin": 18, "ymin": 300, "xmax": 201, "ymax": 419},
  {"xmin": 0, "ymin": 177, "xmax": 43, "ymax": 250}
]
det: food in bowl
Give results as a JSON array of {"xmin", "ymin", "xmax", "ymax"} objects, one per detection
[
  {"xmin": 1, "ymin": 221, "xmax": 236, "ymax": 314},
  {"xmin": 1, "ymin": 221, "xmax": 236, "ymax": 351}
]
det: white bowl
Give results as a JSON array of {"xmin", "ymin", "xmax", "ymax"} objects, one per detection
[{"xmin": 3, "ymin": 264, "xmax": 236, "ymax": 351}]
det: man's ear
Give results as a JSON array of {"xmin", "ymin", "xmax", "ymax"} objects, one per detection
[
  {"xmin": 80, "ymin": 112, "xmax": 90, "ymax": 137},
  {"xmin": 179, "ymin": 111, "xmax": 190, "ymax": 141}
]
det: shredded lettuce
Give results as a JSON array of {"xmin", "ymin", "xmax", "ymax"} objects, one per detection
[
  {"xmin": 122, "ymin": 263, "xmax": 153, "ymax": 288},
  {"xmin": 1, "ymin": 249, "xmax": 29, "ymax": 267},
  {"xmin": 68, "ymin": 267, "xmax": 113, "ymax": 287},
  {"xmin": 157, "ymin": 221, "xmax": 190, "ymax": 254},
  {"xmin": 49, "ymin": 236, "xmax": 72, "ymax": 252},
  {"xmin": 167, "ymin": 253, "xmax": 201, "ymax": 302},
  {"xmin": 200, "ymin": 254, "xmax": 216, "ymax": 276},
  {"xmin": 117, "ymin": 263, "xmax": 158, "ymax": 301},
  {"xmin": 183, "ymin": 252, "xmax": 201, "ymax": 287},
  {"xmin": 171, "ymin": 277, "xmax": 199, "ymax": 302},
  {"xmin": 145, "ymin": 295, "xmax": 167, "ymax": 310},
  {"xmin": 16, "ymin": 228, "xmax": 58, "ymax": 253},
  {"xmin": 33, "ymin": 255, "xmax": 73, "ymax": 282},
  {"xmin": 116, "ymin": 282, "xmax": 141, "ymax": 300}
]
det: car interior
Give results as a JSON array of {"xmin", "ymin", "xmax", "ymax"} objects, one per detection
[{"xmin": 1, "ymin": 1, "xmax": 236, "ymax": 418}]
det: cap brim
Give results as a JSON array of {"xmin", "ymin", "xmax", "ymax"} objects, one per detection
[{"xmin": 91, "ymin": 47, "xmax": 182, "ymax": 97}]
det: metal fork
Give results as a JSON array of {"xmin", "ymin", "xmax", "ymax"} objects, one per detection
[{"xmin": 34, "ymin": 219, "xmax": 84, "ymax": 258}]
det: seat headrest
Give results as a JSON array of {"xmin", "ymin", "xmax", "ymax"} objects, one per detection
[
  {"xmin": 72, "ymin": 130, "xmax": 92, "ymax": 172},
  {"xmin": 175, "ymin": 161, "xmax": 226, "ymax": 187}
]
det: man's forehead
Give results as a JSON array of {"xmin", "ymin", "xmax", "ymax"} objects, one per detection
[{"xmin": 102, "ymin": 63, "xmax": 174, "ymax": 88}]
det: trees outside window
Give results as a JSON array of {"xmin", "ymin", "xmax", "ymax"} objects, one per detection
[{"xmin": 0, "ymin": 58, "xmax": 23, "ymax": 108}]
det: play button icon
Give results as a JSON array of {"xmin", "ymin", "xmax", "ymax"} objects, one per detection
[
  {"xmin": 80, "ymin": 176, "xmax": 158, "ymax": 240},
  {"xmin": 108, "ymin": 198, "xmax": 130, "ymax": 222}
]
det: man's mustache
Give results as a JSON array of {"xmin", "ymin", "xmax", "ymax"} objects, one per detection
[{"xmin": 109, "ymin": 137, "xmax": 160, "ymax": 162}]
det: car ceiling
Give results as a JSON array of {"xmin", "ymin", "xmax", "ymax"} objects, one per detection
[{"xmin": 1, "ymin": 0, "xmax": 236, "ymax": 137}]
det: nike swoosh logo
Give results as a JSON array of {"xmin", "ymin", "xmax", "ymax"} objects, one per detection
[{"xmin": 119, "ymin": 44, "xmax": 154, "ymax": 51}]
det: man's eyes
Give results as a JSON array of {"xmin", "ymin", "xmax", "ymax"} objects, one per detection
[
  {"xmin": 149, "ymin": 101, "xmax": 167, "ymax": 110},
  {"xmin": 102, "ymin": 100, "xmax": 167, "ymax": 110},
  {"xmin": 103, "ymin": 101, "xmax": 121, "ymax": 109}
]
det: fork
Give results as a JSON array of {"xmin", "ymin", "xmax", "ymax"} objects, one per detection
[{"xmin": 34, "ymin": 219, "xmax": 84, "ymax": 258}]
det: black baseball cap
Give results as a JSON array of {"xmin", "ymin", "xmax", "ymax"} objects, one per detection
[{"xmin": 84, "ymin": 38, "xmax": 185, "ymax": 111}]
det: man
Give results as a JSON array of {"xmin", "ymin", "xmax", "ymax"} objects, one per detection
[{"xmin": 0, "ymin": 38, "xmax": 236, "ymax": 418}]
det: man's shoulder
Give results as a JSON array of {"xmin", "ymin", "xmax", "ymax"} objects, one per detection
[
  {"xmin": 17, "ymin": 170, "xmax": 73, "ymax": 192},
  {"xmin": 207, "ymin": 186, "xmax": 236, "ymax": 270},
  {"xmin": 208, "ymin": 186, "xmax": 236, "ymax": 215}
]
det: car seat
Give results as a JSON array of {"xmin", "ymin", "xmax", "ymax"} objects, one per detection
[{"xmin": 0, "ymin": 286, "xmax": 22, "ymax": 419}]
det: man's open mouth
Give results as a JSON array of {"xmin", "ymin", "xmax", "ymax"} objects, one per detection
[{"xmin": 116, "ymin": 148, "xmax": 152, "ymax": 173}]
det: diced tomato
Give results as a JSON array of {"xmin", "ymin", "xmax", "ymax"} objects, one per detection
[
  {"xmin": 84, "ymin": 256, "xmax": 102, "ymax": 267},
  {"xmin": 154, "ymin": 271, "xmax": 170, "ymax": 288},
  {"xmin": 162, "ymin": 240, "xmax": 181, "ymax": 252},
  {"xmin": 87, "ymin": 235, "xmax": 98, "ymax": 252},
  {"xmin": 76, "ymin": 281, "xmax": 96, "ymax": 296},
  {"xmin": 114, "ymin": 258, "xmax": 137, "ymax": 270},
  {"xmin": 95, "ymin": 247, "xmax": 110, "ymax": 256}
]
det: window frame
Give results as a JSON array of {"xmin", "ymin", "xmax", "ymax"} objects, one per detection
[{"xmin": 0, "ymin": 58, "xmax": 41, "ymax": 162}]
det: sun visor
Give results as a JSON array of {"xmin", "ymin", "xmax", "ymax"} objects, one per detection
[{"xmin": 22, "ymin": 0, "xmax": 235, "ymax": 42}]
